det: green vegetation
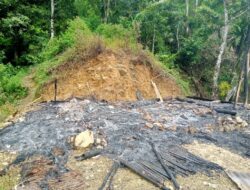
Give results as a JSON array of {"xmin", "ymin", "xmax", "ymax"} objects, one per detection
[
  {"xmin": 0, "ymin": 64, "xmax": 28, "ymax": 121},
  {"xmin": 158, "ymin": 54, "xmax": 191, "ymax": 95},
  {"xmin": 0, "ymin": 0, "xmax": 249, "ymax": 122},
  {"xmin": 35, "ymin": 18, "xmax": 91, "ymax": 85},
  {"xmin": 0, "ymin": 64, "xmax": 28, "ymax": 104}
]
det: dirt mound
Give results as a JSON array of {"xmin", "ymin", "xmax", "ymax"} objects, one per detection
[{"xmin": 41, "ymin": 51, "xmax": 181, "ymax": 102}]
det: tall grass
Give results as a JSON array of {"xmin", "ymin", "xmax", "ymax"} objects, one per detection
[{"xmin": 0, "ymin": 64, "xmax": 28, "ymax": 122}]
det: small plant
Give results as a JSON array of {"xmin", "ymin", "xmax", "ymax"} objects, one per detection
[{"xmin": 219, "ymin": 81, "xmax": 231, "ymax": 99}]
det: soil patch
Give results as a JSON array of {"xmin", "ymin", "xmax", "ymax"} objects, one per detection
[
  {"xmin": 41, "ymin": 51, "xmax": 181, "ymax": 102},
  {"xmin": 185, "ymin": 142, "xmax": 250, "ymax": 172}
]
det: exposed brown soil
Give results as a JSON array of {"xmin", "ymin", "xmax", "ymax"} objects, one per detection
[{"xmin": 41, "ymin": 51, "xmax": 182, "ymax": 102}]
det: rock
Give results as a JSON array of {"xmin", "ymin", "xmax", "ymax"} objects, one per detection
[
  {"xmin": 18, "ymin": 117, "xmax": 25, "ymax": 122},
  {"xmin": 95, "ymin": 137, "xmax": 107, "ymax": 147},
  {"xmin": 101, "ymin": 139, "xmax": 108, "ymax": 147},
  {"xmin": 145, "ymin": 122, "xmax": 154, "ymax": 129},
  {"xmin": 153, "ymin": 122, "xmax": 165, "ymax": 131},
  {"xmin": 166, "ymin": 125, "xmax": 177, "ymax": 132},
  {"xmin": 70, "ymin": 98, "xmax": 78, "ymax": 103},
  {"xmin": 235, "ymin": 116, "xmax": 244, "ymax": 124},
  {"xmin": 235, "ymin": 116, "xmax": 248, "ymax": 128},
  {"xmin": 242, "ymin": 121, "xmax": 248, "ymax": 128},
  {"xmin": 96, "ymin": 145, "xmax": 104, "ymax": 149},
  {"xmin": 108, "ymin": 105, "xmax": 114, "ymax": 109},
  {"xmin": 74, "ymin": 130, "xmax": 94, "ymax": 148},
  {"xmin": 188, "ymin": 126, "xmax": 197, "ymax": 134},
  {"xmin": 223, "ymin": 126, "xmax": 231, "ymax": 132},
  {"xmin": 144, "ymin": 113, "xmax": 153, "ymax": 122},
  {"xmin": 96, "ymin": 138, "xmax": 101, "ymax": 144},
  {"xmin": 2, "ymin": 162, "xmax": 9, "ymax": 166}
]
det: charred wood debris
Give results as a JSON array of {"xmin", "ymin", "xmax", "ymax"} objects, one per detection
[{"xmin": 0, "ymin": 97, "xmax": 249, "ymax": 189}]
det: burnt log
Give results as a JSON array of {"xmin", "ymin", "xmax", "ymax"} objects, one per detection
[
  {"xmin": 187, "ymin": 96, "xmax": 214, "ymax": 102},
  {"xmin": 54, "ymin": 79, "xmax": 57, "ymax": 102},
  {"xmin": 214, "ymin": 109, "xmax": 237, "ymax": 116},
  {"xmin": 119, "ymin": 159, "xmax": 170, "ymax": 190},
  {"xmin": 140, "ymin": 161, "xmax": 170, "ymax": 179},
  {"xmin": 151, "ymin": 143, "xmax": 180, "ymax": 190},
  {"xmin": 161, "ymin": 156, "xmax": 196, "ymax": 174},
  {"xmin": 99, "ymin": 161, "xmax": 120, "ymax": 190},
  {"xmin": 75, "ymin": 149, "xmax": 102, "ymax": 161}
]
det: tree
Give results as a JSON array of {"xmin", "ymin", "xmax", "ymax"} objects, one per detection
[
  {"xmin": 0, "ymin": 0, "xmax": 76, "ymax": 66},
  {"xmin": 51, "ymin": 0, "xmax": 55, "ymax": 38},
  {"xmin": 212, "ymin": 0, "xmax": 229, "ymax": 98},
  {"xmin": 103, "ymin": 0, "xmax": 111, "ymax": 23},
  {"xmin": 185, "ymin": 0, "xmax": 189, "ymax": 34},
  {"xmin": 243, "ymin": 0, "xmax": 250, "ymax": 106},
  {"xmin": 245, "ymin": 49, "xmax": 249, "ymax": 106}
]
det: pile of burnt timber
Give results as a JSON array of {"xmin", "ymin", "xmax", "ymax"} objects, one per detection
[{"xmin": 80, "ymin": 144, "xmax": 222, "ymax": 190}]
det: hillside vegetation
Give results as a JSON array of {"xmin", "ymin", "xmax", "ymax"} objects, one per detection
[
  {"xmin": 0, "ymin": 18, "xmax": 189, "ymax": 122},
  {"xmin": 0, "ymin": 0, "xmax": 249, "ymax": 122}
]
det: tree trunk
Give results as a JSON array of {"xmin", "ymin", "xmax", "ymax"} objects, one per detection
[
  {"xmin": 104, "ymin": 0, "xmax": 111, "ymax": 23},
  {"xmin": 234, "ymin": 69, "xmax": 244, "ymax": 108},
  {"xmin": 212, "ymin": 0, "xmax": 229, "ymax": 98},
  {"xmin": 152, "ymin": 24, "xmax": 156, "ymax": 54},
  {"xmin": 50, "ymin": 0, "xmax": 55, "ymax": 39},
  {"xmin": 196, "ymin": 0, "xmax": 199, "ymax": 8},
  {"xmin": 185, "ymin": 0, "xmax": 189, "ymax": 34},
  {"xmin": 244, "ymin": 50, "xmax": 249, "ymax": 106},
  {"xmin": 243, "ymin": 0, "xmax": 250, "ymax": 106},
  {"xmin": 176, "ymin": 23, "xmax": 180, "ymax": 51}
]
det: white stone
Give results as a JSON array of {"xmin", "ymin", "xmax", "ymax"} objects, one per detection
[
  {"xmin": 242, "ymin": 121, "xmax": 248, "ymax": 128},
  {"xmin": 74, "ymin": 130, "xmax": 94, "ymax": 148},
  {"xmin": 96, "ymin": 138, "xmax": 101, "ymax": 144},
  {"xmin": 18, "ymin": 117, "xmax": 25, "ymax": 122},
  {"xmin": 145, "ymin": 122, "xmax": 154, "ymax": 129},
  {"xmin": 235, "ymin": 116, "xmax": 244, "ymax": 124}
]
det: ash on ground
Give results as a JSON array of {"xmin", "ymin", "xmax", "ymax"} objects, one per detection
[{"xmin": 0, "ymin": 98, "xmax": 249, "ymax": 189}]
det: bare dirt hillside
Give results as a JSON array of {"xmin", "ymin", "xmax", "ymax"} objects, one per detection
[{"xmin": 41, "ymin": 50, "xmax": 182, "ymax": 102}]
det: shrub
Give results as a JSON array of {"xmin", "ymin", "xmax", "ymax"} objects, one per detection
[
  {"xmin": 158, "ymin": 53, "xmax": 190, "ymax": 95},
  {"xmin": 0, "ymin": 64, "xmax": 28, "ymax": 106},
  {"xmin": 35, "ymin": 18, "xmax": 105, "ymax": 86},
  {"xmin": 219, "ymin": 81, "xmax": 231, "ymax": 99},
  {"xmin": 41, "ymin": 17, "xmax": 91, "ymax": 61},
  {"xmin": 96, "ymin": 24, "xmax": 137, "ymax": 49}
]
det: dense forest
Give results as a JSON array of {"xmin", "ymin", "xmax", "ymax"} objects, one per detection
[{"xmin": 0, "ymin": 0, "xmax": 249, "ymax": 120}]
